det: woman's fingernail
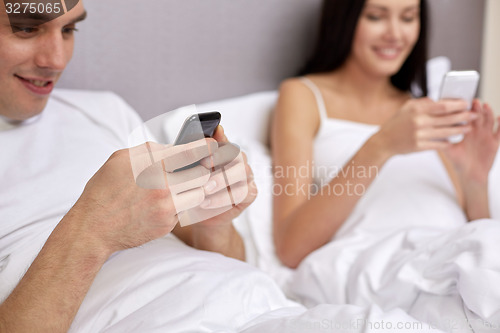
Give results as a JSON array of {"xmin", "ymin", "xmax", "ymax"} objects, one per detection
[
  {"xmin": 200, "ymin": 199, "xmax": 211, "ymax": 209},
  {"xmin": 471, "ymin": 113, "xmax": 479, "ymax": 120},
  {"xmin": 204, "ymin": 180, "xmax": 217, "ymax": 194}
]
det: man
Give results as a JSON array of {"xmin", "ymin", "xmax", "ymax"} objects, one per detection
[{"xmin": 0, "ymin": 1, "xmax": 274, "ymax": 331}]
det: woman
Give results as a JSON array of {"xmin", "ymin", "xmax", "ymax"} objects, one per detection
[{"xmin": 272, "ymin": 0, "xmax": 500, "ymax": 269}]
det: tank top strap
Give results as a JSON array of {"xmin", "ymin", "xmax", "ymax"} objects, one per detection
[{"xmin": 299, "ymin": 77, "xmax": 329, "ymax": 121}]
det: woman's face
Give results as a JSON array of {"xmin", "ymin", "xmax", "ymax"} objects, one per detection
[{"xmin": 348, "ymin": 0, "xmax": 421, "ymax": 78}]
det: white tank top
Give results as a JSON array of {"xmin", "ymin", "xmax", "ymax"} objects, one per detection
[{"xmin": 299, "ymin": 77, "xmax": 466, "ymax": 239}]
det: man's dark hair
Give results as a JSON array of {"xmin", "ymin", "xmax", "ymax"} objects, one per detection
[
  {"xmin": 300, "ymin": 0, "xmax": 428, "ymax": 97},
  {"xmin": 3, "ymin": 0, "xmax": 81, "ymax": 32}
]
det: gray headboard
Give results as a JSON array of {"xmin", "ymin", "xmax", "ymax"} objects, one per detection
[{"xmin": 59, "ymin": 0, "xmax": 484, "ymax": 121}]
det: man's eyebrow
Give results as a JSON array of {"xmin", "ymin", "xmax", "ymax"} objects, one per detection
[
  {"xmin": 8, "ymin": 12, "xmax": 57, "ymax": 26},
  {"xmin": 8, "ymin": 10, "xmax": 87, "ymax": 27}
]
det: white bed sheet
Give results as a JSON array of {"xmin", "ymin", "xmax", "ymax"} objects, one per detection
[{"xmin": 236, "ymin": 137, "xmax": 500, "ymax": 333}]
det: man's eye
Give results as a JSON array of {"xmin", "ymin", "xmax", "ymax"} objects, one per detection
[
  {"xmin": 12, "ymin": 26, "xmax": 37, "ymax": 34},
  {"xmin": 63, "ymin": 27, "xmax": 78, "ymax": 34}
]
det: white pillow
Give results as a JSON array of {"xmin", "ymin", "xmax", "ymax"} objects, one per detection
[
  {"xmin": 426, "ymin": 56, "xmax": 451, "ymax": 101},
  {"xmin": 236, "ymin": 139, "xmax": 293, "ymax": 290},
  {"xmin": 163, "ymin": 91, "xmax": 278, "ymax": 146}
]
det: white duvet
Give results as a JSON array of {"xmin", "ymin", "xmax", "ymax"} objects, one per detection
[
  {"xmin": 291, "ymin": 221, "xmax": 500, "ymax": 332},
  {"xmin": 70, "ymin": 235, "xmax": 444, "ymax": 333},
  {"xmin": 236, "ymin": 138, "xmax": 500, "ymax": 333}
]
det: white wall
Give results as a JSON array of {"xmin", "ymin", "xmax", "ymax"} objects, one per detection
[{"xmin": 481, "ymin": 0, "xmax": 500, "ymax": 116}]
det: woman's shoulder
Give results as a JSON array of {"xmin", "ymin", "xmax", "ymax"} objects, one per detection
[
  {"xmin": 278, "ymin": 77, "xmax": 316, "ymax": 107},
  {"xmin": 278, "ymin": 75, "xmax": 332, "ymax": 103},
  {"xmin": 276, "ymin": 77, "xmax": 321, "ymax": 129},
  {"xmin": 279, "ymin": 77, "xmax": 309, "ymax": 94}
]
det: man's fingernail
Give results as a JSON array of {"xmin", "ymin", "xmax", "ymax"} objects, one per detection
[
  {"xmin": 208, "ymin": 141, "xmax": 218, "ymax": 153},
  {"xmin": 200, "ymin": 199, "xmax": 211, "ymax": 208},
  {"xmin": 204, "ymin": 180, "xmax": 217, "ymax": 194}
]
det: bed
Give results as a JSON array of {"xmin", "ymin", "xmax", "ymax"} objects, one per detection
[
  {"xmin": 156, "ymin": 70, "xmax": 500, "ymax": 332},
  {"xmin": 57, "ymin": 1, "xmax": 500, "ymax": 332}
]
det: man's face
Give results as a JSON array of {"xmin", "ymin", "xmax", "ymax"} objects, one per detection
[{"xmin": 0, "ymin": 1, "xmax": 86, "ymax": 121}]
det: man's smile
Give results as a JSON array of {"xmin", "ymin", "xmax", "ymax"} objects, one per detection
[{"xmin": 14, "ymin": 74, "xmax": 55, "ymax": 95}]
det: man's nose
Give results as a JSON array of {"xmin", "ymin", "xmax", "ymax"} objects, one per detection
[{"xmin": 34, "ymin": 32, "xmax": 68, "ymax": 71}]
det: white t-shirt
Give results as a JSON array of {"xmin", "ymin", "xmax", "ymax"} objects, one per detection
[
  {"xmin": 0, "ymin": 89, "xmax": 144, "ymax": 300},
  {"xmin": 0, "ymin": 89, "xmax": 299, "ymax": 332}
]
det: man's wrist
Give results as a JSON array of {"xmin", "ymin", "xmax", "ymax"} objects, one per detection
[
  {"xmin": 191, "ymin": 222, "xmax": 235, "ymax": 245},
  {"xmin": 60, "ymin": 204, "xmax": 115, "ymax": 263},
  {"xmin": 191, "ymin": 222, "xmax": 245, "ymax": 260}
]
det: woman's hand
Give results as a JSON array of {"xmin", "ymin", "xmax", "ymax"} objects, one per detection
[
  {"xmin": 442, "ymin": 100, "xmax": 500, "ymax": 183},
  {"xmin": 372, "ymin": 98, "xmax": 477, "ymax": 157}
]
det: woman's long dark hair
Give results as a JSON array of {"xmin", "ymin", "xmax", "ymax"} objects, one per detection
[{"xmin": 300, "ymin": 0, "xmax": 428, "ymax": 97}]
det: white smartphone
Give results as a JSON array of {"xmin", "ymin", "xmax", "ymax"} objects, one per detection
[{"xmin": 439, "ymin": 70, "xmax": 480, "ymax": 143}]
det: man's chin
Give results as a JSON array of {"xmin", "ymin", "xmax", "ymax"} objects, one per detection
[{"xmin": 2, "ymin": 99, "xmax": 49, "ymax": 122}]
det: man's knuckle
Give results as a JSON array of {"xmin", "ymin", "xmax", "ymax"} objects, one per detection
[
  {"xmin": 415, "ymin": 141, "xmax": 424, "ymax": 150},
  {"xmin": 158, "ymin": 199, "xmax": 177, "ymax": 217},
  {"xmin": 411, "ymin": 117, "xmax": 422, "ymax": 129},
  {"xmin": 149, "ymin": 188, "xmax": 171, "ymax": 202},
  {"xmin": 111, "ymin": 149, "xmax": 128, "ymax": 160}
]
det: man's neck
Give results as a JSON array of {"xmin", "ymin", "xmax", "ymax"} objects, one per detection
[{"xmin": 0, "ymin": 113, "xmax": 41, "ymax": 131}]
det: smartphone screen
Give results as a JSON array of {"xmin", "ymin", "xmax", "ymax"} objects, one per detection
[
  {"xmin": 172, "ymin": 112, "xmax": 221, "ymax": 171},
  {"xmin": 174, "ymin": 112, "xmax": 221, "ymax": 145}
]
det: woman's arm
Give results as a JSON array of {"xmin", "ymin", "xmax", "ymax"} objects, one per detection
[
  {"xmin": 272, "ymin": 79, "xmax": 392, "ymax": 268},
  {"xmin": 272, "ymin": 80, "xmax": 476, "ymax": 268}
]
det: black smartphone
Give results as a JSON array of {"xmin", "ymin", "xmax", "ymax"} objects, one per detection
[{"xmin": 174, "ymin": 111, "xmax": 221, "ymax": 145}]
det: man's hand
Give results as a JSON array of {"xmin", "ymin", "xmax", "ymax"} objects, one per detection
[
  {"xmin": 74, "ymin": 138, "xmax": 219, "ymax": 255},
  {"xmin": 172, "ymin": 126, "xmax": 258, "ymax": 260}
]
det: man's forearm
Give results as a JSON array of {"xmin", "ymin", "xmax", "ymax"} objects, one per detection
[
  {"xmin": 192, "ymin": 224, "xmax": 245, "ymax": 260},
  {"xmin": 174, "ymin": 223, "xmax": 245, "ymax": 261},
  {"xmin": 0, "ymin": 209, "xmax": 110, "ymax": 333}
]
